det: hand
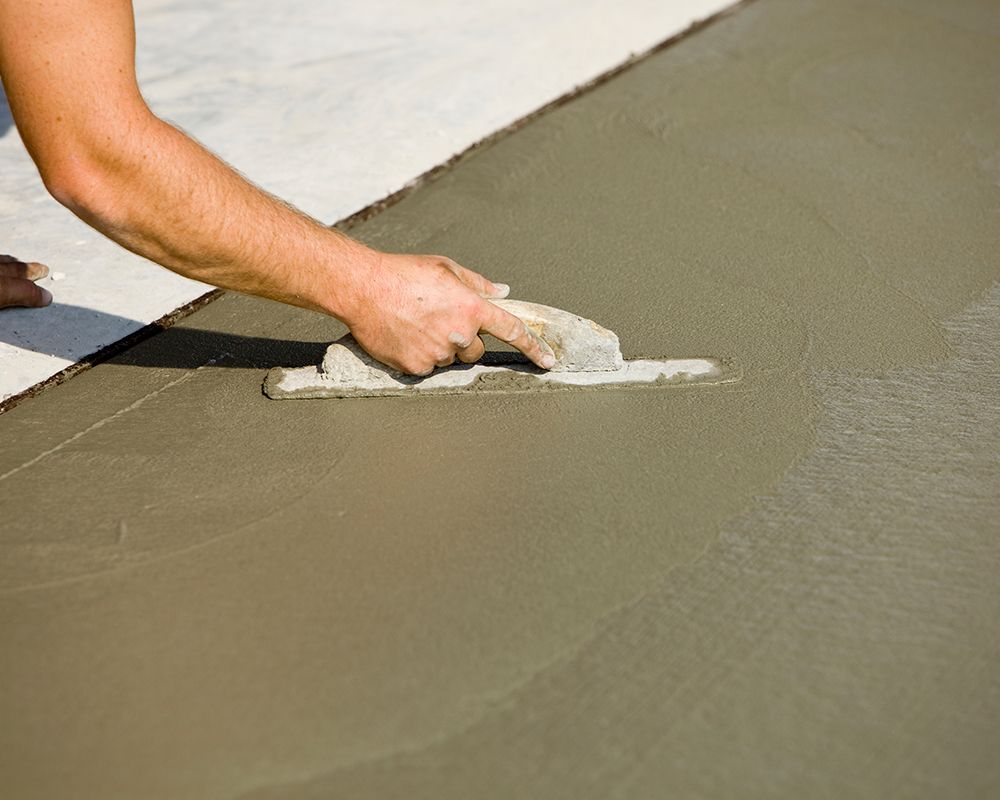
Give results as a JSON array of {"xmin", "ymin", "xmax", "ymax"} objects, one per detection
[
  {"xmin": 344, "ymin": 252, "xmax": 556, "ymax": 376},
  {"xmin": 0, "ymin": 255, "xmax": 53, "ymax": 309}
]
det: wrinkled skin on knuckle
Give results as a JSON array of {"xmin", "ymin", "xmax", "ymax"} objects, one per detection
[
  {"xmin": 403, "ymin": 346, "xmax": 438, "ymax": 375},
  {"xmin": 428, "ymin": 258, "xmax": 457, "ymax": 282},
  {"xmin": 501, "ymin": 318, "xmax": 526, "ymax": 344}
]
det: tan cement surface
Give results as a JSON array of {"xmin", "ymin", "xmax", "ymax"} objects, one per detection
[{"xmin": 2, "ymin": 0, "xmax": 999, "ymax": 797}]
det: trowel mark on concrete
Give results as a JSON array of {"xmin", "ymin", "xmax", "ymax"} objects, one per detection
[
  {"xmin": 0, "ymin": 434, "xmax": 358, "ymax": 597},
  {"xmin": 0, "ymin": 341, "xmax": 364, "ymax": 595},
  {"xmin": 0, "ymin": 357, "xmax": 225, "ymax": 484},
  {"xmin": 601, "ymin": 290, "xmax": 1000, "ymax": 799},
  {"xmin": 237, "ymin": 285, "xmax": 1000, "ymax": 799}
]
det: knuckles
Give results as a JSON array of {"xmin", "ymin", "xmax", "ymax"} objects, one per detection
[
  {"xmin": 500, "ymin": 320, "xmax": 526, "ymax": 344},
  {"xmin": 399, "ymin": 352, "xmax": 437, "ymax": 376},
  {"xmin": 456, "ymin": 294, "xmax": 483, "ymax": 322},
  {"xmin": 400, "ymin": 360, "xmax": 431, "ymax": 376}
]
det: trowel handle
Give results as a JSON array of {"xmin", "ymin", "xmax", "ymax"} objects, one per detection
[{"xmin": 487, "ymin": 298, "xmax": 623, "ymax": 372}]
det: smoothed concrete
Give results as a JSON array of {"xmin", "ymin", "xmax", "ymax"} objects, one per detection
[{"xmin": 1, "ymin": 0, "xmax": 999, "ymax": 798}]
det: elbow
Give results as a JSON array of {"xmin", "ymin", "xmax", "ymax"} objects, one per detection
[
  {"xmin": 40, "ymin": 112, "xmax": 156, "ymax": 231},
  {"xmin": 40, "ymin": 152, "xmax": 112, "ymax": 221}
]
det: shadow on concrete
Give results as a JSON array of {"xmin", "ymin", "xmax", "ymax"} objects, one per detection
[
  {"xmin": 0, "ymin": 302, "xmax": 330, "ymax": 370},
  {"xmin": 115, "ymin": 325, "xmax": 330, "ymax": 370},
  {"xmin": 0, "ymin": 83, "xmax": 14, "ymax": 138}
]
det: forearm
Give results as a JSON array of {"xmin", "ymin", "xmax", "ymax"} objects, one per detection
[
  {"xmin": 57, "ymin": 112, "xmax": 375, "ymax": 319},
  {"xmin": 0, "ymin": 0, "xmax": 552, "ymax": 373}
]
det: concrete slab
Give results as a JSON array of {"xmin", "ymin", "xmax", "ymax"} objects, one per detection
[
  {"xmin": 0, "ymin": 0, "xmax": 733, "ymax": 401},
  {"xmin": 1, "ymin": 0, "xmax": 999, "ymax": 798}
]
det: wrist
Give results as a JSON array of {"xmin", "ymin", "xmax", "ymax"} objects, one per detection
[{"xmin": 314, "ymin": 232, "xmax": 382, "ymax": 325}]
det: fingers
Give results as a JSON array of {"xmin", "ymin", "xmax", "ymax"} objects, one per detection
[
  {"xmin": 435, "ymin": 351, "xmax": 456, "ymax": 369},
  {"xmin": 478, "ymin": 302, "xmax": 557, "ymax": 370},
  {"xmin": 0, "ymin": 256, "xmax": 53, "ymax": 309},
  {"xmin": 449, "ymin": 331, "xmax": 486, "ymax": 364},
  {"xmin": 0, "ymin": 277, "xmax": 53, "ymax": 309},
  {"xmin": 439, "ymin": 257, "xmax": 509, "ymax": 299},
  {"xmin": 0, "ymin": 258, "xmax": 49, "ymax": 281}
]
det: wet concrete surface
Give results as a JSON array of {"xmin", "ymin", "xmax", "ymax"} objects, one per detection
[{"xmin": 1, "ymin": 0, "xmax": 999, "ymax": 797}]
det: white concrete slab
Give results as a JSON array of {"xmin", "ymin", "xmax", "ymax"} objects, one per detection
[{"xmin": 0, "ymin": 0, "xmax": 734, "ymax": 401}]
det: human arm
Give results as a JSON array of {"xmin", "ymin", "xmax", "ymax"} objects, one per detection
[{"xmin": 0, "ymin": 0, "xmax": 554, "ymax": 373}]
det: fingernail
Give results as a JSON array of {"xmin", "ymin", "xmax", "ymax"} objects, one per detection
[
  {"xmin": 541, "ymin": 354, "xmax": 556, "ymax": 369},
  {"xmin": 27, "ymin": 262, "xmax": 49, "ymax": 280},
  {"xmin": 491, "ymin": 282, "xmax": 510, "ymax": 298},
  {"xmin": 39, "ymin": 287, "xmax": 53, "ymax": 306}
]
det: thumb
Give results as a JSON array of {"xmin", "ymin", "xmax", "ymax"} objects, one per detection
[
  {"xmin": 0, "ymin": 278, "xmax": 53, "ymax": 309},
  {"xmin": 440, "ymin": 257, "xmax": 510, "ymax": 299}
]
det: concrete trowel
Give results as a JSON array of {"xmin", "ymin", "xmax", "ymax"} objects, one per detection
[{"xmin": 263, "ymin": 299, "xmax": 736, "ymax": 399}]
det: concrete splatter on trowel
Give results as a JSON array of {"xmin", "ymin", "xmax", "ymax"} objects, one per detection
[{"xmin": 263, "ymin": 300, "xmax": 736, "ymax": 399}]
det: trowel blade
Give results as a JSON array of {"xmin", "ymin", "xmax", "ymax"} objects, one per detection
[{"xmin": 263, "ymin": 355, "xmax": 737, "ymax": 399}]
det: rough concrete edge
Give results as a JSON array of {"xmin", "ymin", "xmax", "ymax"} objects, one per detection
[{"xmin": 0, "ymin": 0, "xmax": 755, "ymax": 417}]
